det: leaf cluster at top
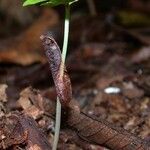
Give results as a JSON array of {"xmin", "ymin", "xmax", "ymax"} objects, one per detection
[{"xmin": 23, "ymin": 0, "xmax": 78, "ymax": 6}]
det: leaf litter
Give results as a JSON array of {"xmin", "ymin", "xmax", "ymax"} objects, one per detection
[{"xmin": 0, "ymin": 3, "xmax": 150, "ymax": 150}]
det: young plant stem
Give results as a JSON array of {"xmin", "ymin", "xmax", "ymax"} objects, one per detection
[{"xmin": 52, "ymin": 4, "xmax": 70, "ymax": 150}]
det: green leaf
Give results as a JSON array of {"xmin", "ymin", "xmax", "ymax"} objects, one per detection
[
  {"xmin": 68, "ymin": 0, "xmax": 78, "ymax": 5},
  {"xmin": 23, "ymin": 0, "xmax": 48, "ymax": 6},
  {"xmin": 23, "ymin": 0, "xmax": 78, "ymax": 7},
  {"xmin": 41, "ymin": 0, "xmax": 78, "ymax": 6}
]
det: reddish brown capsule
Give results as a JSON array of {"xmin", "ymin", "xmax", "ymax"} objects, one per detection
[{"xmin": 40, "ymin": 34, "xmax": 72, "ymax": 107}]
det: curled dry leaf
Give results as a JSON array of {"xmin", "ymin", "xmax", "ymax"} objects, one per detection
[{"xmin": 40, "ymin": 35, "xmax": 72, "ymax": 107}]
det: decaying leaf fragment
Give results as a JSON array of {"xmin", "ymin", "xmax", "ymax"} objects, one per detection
[
  {"xmin": 40, "ymin": 34, "xmax": 72, "ymax": 107},
  {"xmin": 16, "ymin": 86, "xmax": 150, "ymax": 150},
  {"xmin": 19, "ymin": 87, "xmax": 150, "ymax": 150},
  {"xmin": 0, "ymin": 84, "xmax": 7, "ymax": 102},
  {"xmin": 0, "ymin": 84, "xmax": 7, "ymax": 118},
  {"xmin": 0, "ymin": 112, "xmax": 51, "ymax": 150},
  {"xmin": 18, "ymin": 87, "xmax": 44, "ymax": 119}
]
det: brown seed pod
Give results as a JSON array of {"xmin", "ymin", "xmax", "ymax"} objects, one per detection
[{"xmin": 40, "ymin": 34, "xmax": 72, "ymax": 107}]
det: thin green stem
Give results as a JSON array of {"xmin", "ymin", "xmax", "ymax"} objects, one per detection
[
  {"xmin": 52, "ymin": 4, "xmax": 70, "ymax": 150},
  {"xmin": 60, "ymin": 4, "xmax": 70, "ymax": 75},
  {"xmin": 52, "ymin": 98, "xmax": 61, "ymax": 150}
]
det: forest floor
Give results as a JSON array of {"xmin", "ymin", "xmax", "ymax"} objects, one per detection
[{"xmin": 0, "ymin": 3, "xmax": 150, "ymax": 150}]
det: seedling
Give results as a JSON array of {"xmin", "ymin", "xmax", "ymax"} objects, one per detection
[{"xmin": 23, "ymin": 0, "xmax": 78, "ymax": 149}]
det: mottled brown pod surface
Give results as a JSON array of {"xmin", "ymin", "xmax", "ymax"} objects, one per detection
[{"xmin": 40, "ymin": 34, "xmax": 72, "ymax": 107}]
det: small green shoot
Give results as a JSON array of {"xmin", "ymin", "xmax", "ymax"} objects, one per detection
[{"xmin": 22, "ymin": 0, "xmax": 78, "ymax": 150}]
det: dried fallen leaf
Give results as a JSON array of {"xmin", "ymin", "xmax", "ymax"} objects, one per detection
[
  {"xmin": 0, "ymin": 84, "xmax": 7, "ymax": 102},
  {"xmin": 28, "ymin": 144, "xmax": 42, "ymax": 150},
  {"xmin": 0, "ymin": 113, "xmax": 51, "ymax": 150},
  {"xmin": 0, "ymin": 84, "xmax": 7, "ymax": 118},
  {"xmin": 18, "ymin": 87, "xmax": 150, "ymax": 150},
  {"xmin": 18, "ymin": 87, "xmax": 44, "ymax": 119},
  {"xmin": 131, "ymin": 46, "xmax": 150, "ymax": 63},
  {"xmin": 123, "ymin": 82, "xmax": 144, "ymax": 99}
]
